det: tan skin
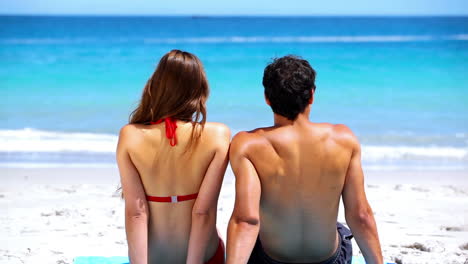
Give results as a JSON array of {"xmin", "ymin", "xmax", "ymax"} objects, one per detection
[
  {"xmin": 227, "ymin": 93, "xmax": 382, "ymax": 264},
  {"xmin": 117, "ymin": 121, "xmax": 230, "ymax": 264}
]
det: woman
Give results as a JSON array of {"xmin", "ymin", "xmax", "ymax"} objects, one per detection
[{"xmin": 117, "ymin": 50, "xmax": 230, "ymax": 264}]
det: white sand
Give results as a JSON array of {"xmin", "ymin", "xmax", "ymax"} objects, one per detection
[{"xmin": 1, "ymin": 167, "xmax": 467, "ymax": 264}]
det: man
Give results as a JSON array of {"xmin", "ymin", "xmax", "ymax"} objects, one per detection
[{"xmin": 226, "ymin": 55, "xmax": 382, "ymax": 264}]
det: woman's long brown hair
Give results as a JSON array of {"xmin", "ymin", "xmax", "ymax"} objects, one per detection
[{"xmin": 130, "ymin": 50, "xmax": 209, "ymax": 149}]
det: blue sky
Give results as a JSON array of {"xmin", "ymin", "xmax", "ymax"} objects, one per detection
[{"xmin": 1, "ymin": 0, "xmax": 467, "ymax": 15}]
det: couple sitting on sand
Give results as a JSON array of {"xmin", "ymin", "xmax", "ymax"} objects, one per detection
[{"xmin": 117, "ymin": 50, "xmax": 382, "ymax": 264}]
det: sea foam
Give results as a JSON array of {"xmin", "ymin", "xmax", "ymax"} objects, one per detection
[
  {"xmin": 362, "ymin": 145, "xmax": 467, "ymax": 161},
  {"xmin": 0, "ymin": 128, "xmax": 117, "ymax": 153},
  {"xmin": 1, "ymin": 129, "xmax": 466, "ymax": 161}
]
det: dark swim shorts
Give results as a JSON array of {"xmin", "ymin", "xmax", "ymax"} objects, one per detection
[{"xmin": 248, "ymin": 222, "xmax": 353, "ymax": 264}]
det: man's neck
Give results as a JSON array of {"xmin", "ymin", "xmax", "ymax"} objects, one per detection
[{"xmin": 273, "ymin": 107, "xmax": 311, "ymax": 127}]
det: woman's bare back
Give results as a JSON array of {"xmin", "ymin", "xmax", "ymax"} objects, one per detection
[{"xmin": 121, "ymin": 121, "xmax": 230, "ymax": 263}]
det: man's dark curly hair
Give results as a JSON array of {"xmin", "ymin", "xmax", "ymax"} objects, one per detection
[{"xmin": 263, "ymin": 55, "xmax": 316, "ymax": 120}]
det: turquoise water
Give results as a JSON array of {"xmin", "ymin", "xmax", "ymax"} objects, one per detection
[{"xmin": 1, "ymin": 16, "xmax": 467, "ymax": 167}]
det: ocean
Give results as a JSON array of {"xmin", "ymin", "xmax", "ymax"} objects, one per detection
[{"xmin": 1, "ymin": 16, "xmax": 467, "ymax": 169}]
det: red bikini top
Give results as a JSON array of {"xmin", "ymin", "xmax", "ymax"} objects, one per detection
[
  {"xmin": 151, "ymin": 117, "xmax": 178, "ymax": 146},
  {"xmin": 146, "ymin": 193, "xmax": 198, "ymax": 203},
  {"xmin": 147, "ymin": 117, "xmax": 198, "ymax": 203}
]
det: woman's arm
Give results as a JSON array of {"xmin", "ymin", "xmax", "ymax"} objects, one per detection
[
  {"xmin": 186, "ymin": 124, "xmax": 230, "ymax": 264},
  {"xmin": 116, "ymin": 125, "xmax": 149, "ymax": 264}
]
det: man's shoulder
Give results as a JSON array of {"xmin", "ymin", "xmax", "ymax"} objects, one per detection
[
  {"xmin": 230, "ymin": 127, "xmax": 271, "ymax": 156},
  {"xmin": 233, "ymin": 126, "xmax": 272, "ymax": 142},
  {"xmin": 322, "ymin": 123, "xmax": 360, "ymax": 149}
]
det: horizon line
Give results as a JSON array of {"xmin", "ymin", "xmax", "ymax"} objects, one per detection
[{"xmin": 1, "ymin": 13, "xmax": 468, "ymax": 17}]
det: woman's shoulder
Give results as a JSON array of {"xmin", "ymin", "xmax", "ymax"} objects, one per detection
[
  {"xmin": 204, "ymin": 122, "xmax": 230, "ymax": 134},
  {"xmin": 203, "ymin": 122, "xmax": 230, "ymax": 138},
  {"xmin": 201, "ymin": 122, "xmax": 231, "ymax": 143},
  {"xmin": 119, "ymin": 123, "xmax": 144, "ymax": 136},
  {"xmin": 118, "ymin": 124, "xmax": 147, "ymax": 146}
]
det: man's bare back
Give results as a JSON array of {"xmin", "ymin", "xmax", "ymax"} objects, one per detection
[
  {"xmin": 226, "ymin": 55, "xmax": 382, "ymax": 264},
  {"xmin": 236, "ymin": 120, "xmax": 355, "ymax": 262}
]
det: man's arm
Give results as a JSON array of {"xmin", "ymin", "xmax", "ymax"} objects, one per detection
[
  {"xmin": 226, "ymin": 133, "xmax": 261, "ymax": 264},
  {"xmin": 187, "ymin": 125, "xmax": 230, "ymax": 264},
  {"xmin": 116, "ymin": 125, "xmax": 148, "ymax": 264},
  {"xmin": 341, "ymin": 127, "xmax": 383, "ymax": 264}
]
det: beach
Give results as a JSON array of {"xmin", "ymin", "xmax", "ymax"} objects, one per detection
[
  {"xmin": 1, "ymin": 15, "xmax": 468, "ymax": 264},
  {"xmin": 1, "ymin": 167, "xmax": 467, "ymax": 264}
]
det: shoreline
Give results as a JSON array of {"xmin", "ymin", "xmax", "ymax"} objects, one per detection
[
  {"xmin": 1, "ymin": 167, "xmax": 468, "ymax": 263},
  {"xmin": 2, "ymin": 166, "xmax": 466, "ymax": 185}
]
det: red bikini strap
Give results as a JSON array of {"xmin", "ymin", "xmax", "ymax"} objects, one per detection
[
  {"xmin": 146, "ymin": 193, "xmax": 198, "ymax": 203},
  {"xmin": 150, "ymin": 117, "xmax": 178, "ymax": 146}
]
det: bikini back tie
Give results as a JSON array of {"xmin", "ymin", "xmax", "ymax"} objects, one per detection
[{"xmin": 150, "ymin": 117, "xmax": 178, "ymax": 146}]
